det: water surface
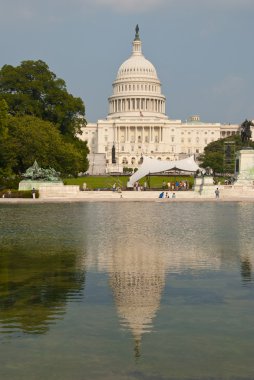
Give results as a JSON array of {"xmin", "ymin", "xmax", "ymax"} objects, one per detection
[{"xmin": 0, "ymin": 202, "xmax": 254, "ymax": 379}]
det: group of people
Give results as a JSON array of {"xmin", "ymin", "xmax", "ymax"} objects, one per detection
[
  {"xmin": 162, "ymin": 180, "xmax": 189, "ymax": 191},
  {"xmin": 133, "ymin": 181, "xmax": 147, "ymax": 191},
  {"xmin": 159, "ymin": 191, "xmax": 176, "ymax": 199}
]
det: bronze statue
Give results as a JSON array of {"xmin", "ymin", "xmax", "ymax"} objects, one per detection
[
  {"xmin": 135, "ymin": 24, "xmax": 140, "ymax": 40},
  {"xmin": 240, "ymin": 119, "xmax": 254, "ymax": 145},
  {"xmin": 22, "ymin": 160, "xmax": 60, "ymax": 181}
]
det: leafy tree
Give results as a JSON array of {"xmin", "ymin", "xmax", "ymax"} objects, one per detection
[
  {"xmin": 199, "ymin": 134, "xmax": 254, "ymax": 174},
  {"xmin": 0, "ymin": 100, "xmax": 15, "ymax": 180},
  {"xmin": 0, "ymin": 60, "xmax": 86, "ymax": 136},
  {"xmin": 0, "ymin": 99, "xmax": 9, "ymax": 137},
  {"xmin": 0, "ymin": 115, "xmax": 88, "ymax": 177}
]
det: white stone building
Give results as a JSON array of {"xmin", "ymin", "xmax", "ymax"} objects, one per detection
[{"xmin": 80, "ymin": 26, "xmax": 239, "ymax": 174}]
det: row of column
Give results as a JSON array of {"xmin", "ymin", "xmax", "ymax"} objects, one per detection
[
  {"xmin": 115, "ymin": 126, "xmax": 164, "ymax": 143},
  {"xmin": 109, "ymin": 97, "xmax": 165, "ymax": 114}
]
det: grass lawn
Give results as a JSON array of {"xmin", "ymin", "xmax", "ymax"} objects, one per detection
[{"xmin": 64, "ymin": 175, "xmax": 195, "ymax": 190}]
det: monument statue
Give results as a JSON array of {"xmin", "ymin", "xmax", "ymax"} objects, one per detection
[
  {"xmin": 135, "ymin": 24, "xmax": 140, "ymax": 40},
  {"xmin": 240, "ymin": 119, "xmax": 254, "ymax": 145},
  {"xmin": 22, "ymin": 161, "xmax": 60, "ymax": 181}
]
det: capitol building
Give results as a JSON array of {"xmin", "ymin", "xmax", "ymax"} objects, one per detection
[{"xmin": 80, "ymin": 26, "xmax": 239, "ymax": 174}]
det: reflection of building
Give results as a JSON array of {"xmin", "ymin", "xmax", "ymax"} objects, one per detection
[
  {"xmin": 80, "ymin": 26, "xmax": 240, "ymax": 174},
  {"xmin": 109, "ymin": 244, "xmax": 166, "ymax": 357},
  {"xmin": 85, "ymin": 219, "xmax": 222, "ymax": 357}
]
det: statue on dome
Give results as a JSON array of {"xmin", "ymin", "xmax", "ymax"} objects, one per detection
[{"xmin": 135, "ymin": 24, "xmax": 140, "ymax": 40}]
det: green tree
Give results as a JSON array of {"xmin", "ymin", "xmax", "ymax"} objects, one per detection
[
  {"xmin": 199, "ymin": 134, "xmax": 254, "ymax": 174},
  {"xmin": 0, "ymin": 100, "xmax": 15, "ymax": 180},
  {"xmin": 0, "ymin": 99, "xmax": 9, "ymax": 137},
  {"xmin": 0, "ymin": 115, "xmax": 88, "ymax": 177},
  {"xmin": 0, "ymin": 60, "xmax": 86, "ymax": 136}
]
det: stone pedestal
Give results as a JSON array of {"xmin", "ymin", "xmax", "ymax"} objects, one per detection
[
  {"xmin": 193, "ymin": 177, "xmax": 203, "ymax": 192},
  {"xmin": 19, "ymin": 180, "xmax": 63, "ymax": 191},
  {"xmin": 193, "ymin": 176, "xmax": 217, "ymax": 197},
  {"xmin": 235, "ymin": 148, "xmax": 254, "ymax": 186},
  {"xmin": 203, "ymin": 176, "xmax": 214, "ymax": 186}
]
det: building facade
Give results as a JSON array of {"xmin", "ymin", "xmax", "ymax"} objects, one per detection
[{"xmin": 80, "ymin": 26, "xmax": 240, "ymax": 174}]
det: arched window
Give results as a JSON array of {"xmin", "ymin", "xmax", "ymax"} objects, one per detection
[{"xmin": 131, "ymin": 157, "xmax": 136, "ymax": 164}]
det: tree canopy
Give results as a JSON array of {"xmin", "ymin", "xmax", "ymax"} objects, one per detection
[
  {"xmin": 0, "ymin": 60, "xmax": 86, "ymax": 136},
  {"xmin": 199, "ymin": 134, "xmax": 254, "ymax": 174},
  {"xmin": 0, "ymin": 61, "xmax": 89, "ymax": 186},
  {"xmin": 0, "ymin": 115, "xmax": 88, "ymax": 177}
]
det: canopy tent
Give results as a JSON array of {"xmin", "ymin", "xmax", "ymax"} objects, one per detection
[{"xmin": 127, "ymin": 156, "xmax": 201, "ymax": 187}]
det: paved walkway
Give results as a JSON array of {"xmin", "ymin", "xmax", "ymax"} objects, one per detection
[{"xmin": 1, "ymin": 191, "xmax": 254, "ymax": 203}]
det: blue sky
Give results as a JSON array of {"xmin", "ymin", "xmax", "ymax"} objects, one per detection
[{"xmin": 0, "ymin": 0, "xmax": 253, "ymax": 124}]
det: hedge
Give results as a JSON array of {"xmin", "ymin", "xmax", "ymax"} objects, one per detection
[{"xmin": 0, "ymin": 190, "xmax": 39, "ymax": 198}]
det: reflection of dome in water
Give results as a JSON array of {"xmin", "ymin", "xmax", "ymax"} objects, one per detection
[{"xmin": 108, "ymin": 244, "xmax": 166, "ymax": 357}]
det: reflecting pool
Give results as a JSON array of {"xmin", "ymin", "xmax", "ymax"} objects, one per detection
[{"xmin": 0, "ymin": 202, "xmax": 254, "ymax": 380}]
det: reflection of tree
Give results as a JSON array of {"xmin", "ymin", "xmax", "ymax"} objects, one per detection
[
  {"xmin": 241, "ymin": 256, "xmax": 252, "ymax": 284},
  {"xmin": 0, "ymin": 247, "xmax": 86, "ymax": 334}
]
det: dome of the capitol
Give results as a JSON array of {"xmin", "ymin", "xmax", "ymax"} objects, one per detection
[
  {"xmin": 108, "ymin": 25, "xmax": 167, "ymax": 120},
  {"xmin": 117, "ymin": 55, "xmax": 158, "ymax": 81}
]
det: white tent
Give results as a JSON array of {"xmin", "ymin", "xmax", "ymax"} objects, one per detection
[{"xmin": 127, "ymin": 156, "xmax": 201, "ymax": 187}]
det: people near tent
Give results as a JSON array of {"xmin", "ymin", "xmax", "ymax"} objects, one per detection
[
  {"xmin": 162, "ymin": 181, "xmax": 166, "ymax": 189},
  {"xmin": 167, "ymin": 182, "xmax": 171, "ymax": 190}
]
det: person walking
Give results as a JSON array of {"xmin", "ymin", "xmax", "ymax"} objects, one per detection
[
  {"xmin": 215, "ymin": 188, "xmax": 220, "ymax": 199},
  {"xmin": 32, "ymin": 188, "xmax": 36, "ymax": 199}
]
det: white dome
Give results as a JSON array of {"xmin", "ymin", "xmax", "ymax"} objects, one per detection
[
  {"xmin": 117, "ymin": 56, "xmax": 158, "ymax": 80},
  {"xmin": 108, "ymin": 26, "xmax": 167, "ymax": 120}
]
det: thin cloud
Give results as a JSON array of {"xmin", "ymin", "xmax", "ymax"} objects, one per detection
[
  {"xmin": 212, "ymin": 75, "xmax": 245, "ymax": 96},
  {"xmin": 0, "ymin": 0, "xmax": 253, "ymax": 22},
  {"xmin": 91, "ymin": 0, "xmax": 167, "ymax": 12}
]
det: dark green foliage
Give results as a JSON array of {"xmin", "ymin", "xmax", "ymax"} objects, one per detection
[
  {"xmin": 1, "ymin": 115, "xmax": 89, "ymax": 176},
  {"xmin": 199, "ymin": 134, "xmax": 254, "ymax": 174},
  {"xmin": 0, "ymin": 60, "xmax": 85, "ymax": 136},
  {"xmin": 0, "ymin": 61, "xmax": 89, "ymax": 185},
  {"xmin": 0, "ymin": 190, "xmax": 38, "ymax": 198}
]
